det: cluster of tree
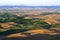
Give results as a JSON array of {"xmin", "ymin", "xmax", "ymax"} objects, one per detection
[
  {"xmin": 41, "ymin": 12, "xmax": 60, "ymax": 16},
  {"xmin": 0, "ymin": 12, "xmax": 60, "ymax": 34}
]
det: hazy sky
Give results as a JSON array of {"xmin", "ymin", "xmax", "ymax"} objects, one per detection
[{"xmin": 0, "ymin": 0, "xmax": 60, "ymax": 6}]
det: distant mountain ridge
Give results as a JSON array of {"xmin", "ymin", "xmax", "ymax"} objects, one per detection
[{"xmin": 0, "ymin": 5, "xmax": 60, "ymax": 8}]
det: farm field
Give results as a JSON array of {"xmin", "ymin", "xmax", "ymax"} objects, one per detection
[{"xmin": 0, "ymin": 8, "xmax": 60, "ymax": 40}]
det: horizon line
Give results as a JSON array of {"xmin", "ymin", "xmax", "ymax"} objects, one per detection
[{"xmin": 0, "ymin": 5, "xmax": 60, "ymax": 6}]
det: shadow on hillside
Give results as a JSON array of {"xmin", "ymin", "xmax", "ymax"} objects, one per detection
[
  {"xmin": 0, "ymin": 28, "xmax": 60, "ymax": 40},
  {"xmin": 0, "ymin": 29, "xmax": 30, "ymax": 36},
  {"xmin": 1, "ymin": 34, "xmax": 60, "ymax": 40}
]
